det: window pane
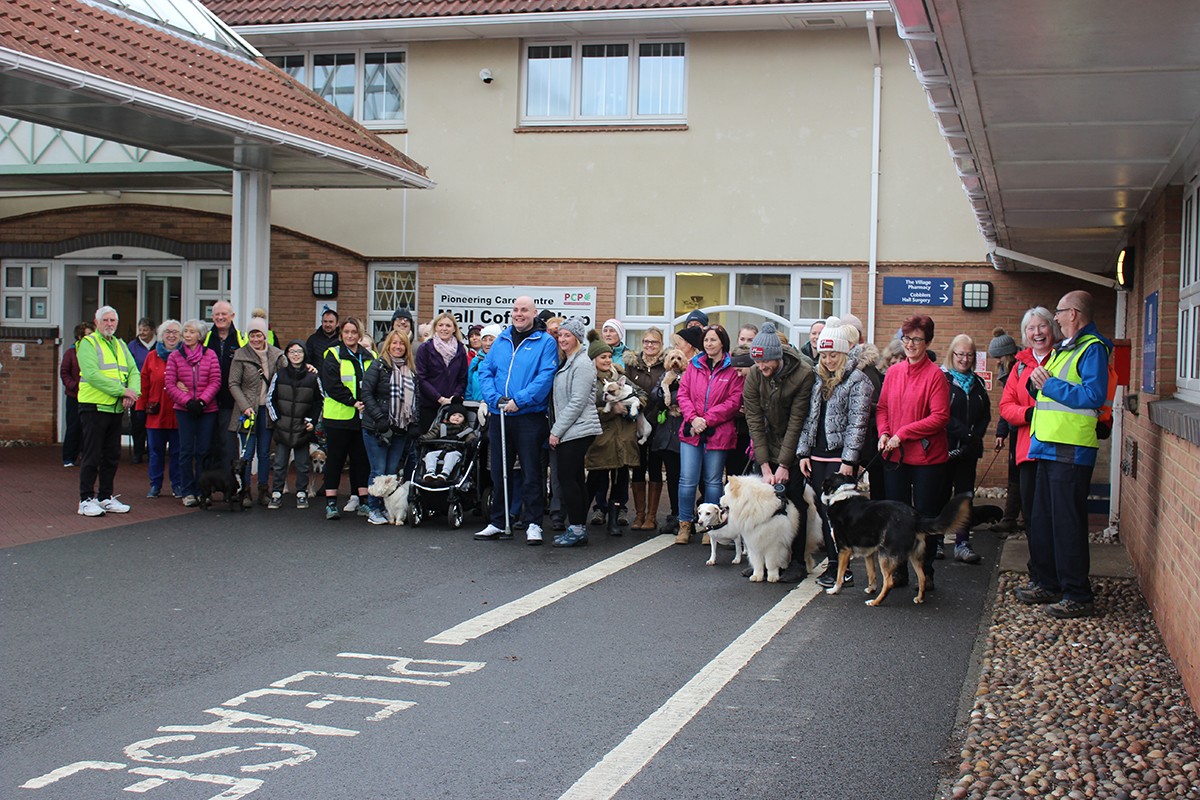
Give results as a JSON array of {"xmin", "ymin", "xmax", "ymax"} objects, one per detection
[
  {"xmin": 581, "ymin": 44, "xmax": 629, "ymax": 117},
  {"xmin": 29, "ymin": 295, "xmax": 48, "ymax": 320},
  {"xmin": 735, "ymin": 273, "xmax": 790, "ymax": 319},
  {"xmin": 4, "ymin": 296, "xmax": 21, "ymax": 319},
  {"xmin": 372, "ymin": 268, "xmax": 417, "ymax": 314},
  {"xmin": 797, "ymin": 277, "xmax": 841, "ymax": 321},
  {"xmin": 674, "ymin": 271, "xmax": 728, "ymax": 325},
  {"xmin": 29, "ymin": 266, "xmax": 48, "ymax": 288},
  {"xmin": 364, "ymin": 51, "xmax": 406, "ymax": 121},
  {"xmin": 526, "ymin": 45, "xmax": 572, "ymax": 117},
  {"xmin": 267, "ymin": 54, "xmax": 306, "ymax": 85},
  {"xmin": 199, "ymin": 268, "xmax": 219, "ymax": 291},
  {"xmin": 624, "ymin": 274, "xmax": 665, "ymax": 317},
  {"xmin": 5, "ymin": 266, "xmax": 22, "ymax": 289},
  {"xmin": 638, "ymin": 42, "xmax": 685, "ymax": 115},
  {"xmin": 314, "ymin": 53, "xmax": 356, "ymax": 116}
]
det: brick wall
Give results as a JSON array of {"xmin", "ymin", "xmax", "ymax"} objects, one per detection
[{"xmin": 0, "ymin": 337, "xmax": 58, "ymax": 443}]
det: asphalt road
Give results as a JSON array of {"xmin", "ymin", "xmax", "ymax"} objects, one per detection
[{"xmin": 1, "ymin": 505, "xmax": 1001, "ymax": 799}]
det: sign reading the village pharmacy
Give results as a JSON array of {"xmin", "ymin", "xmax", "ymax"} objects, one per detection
[
  {"xmin": 882, "ymin": 277, "xmax": 954, "ymax": 306},
  {"xmin": 434, "ymin": 285, "xmax": 598, "ymax": 329}
]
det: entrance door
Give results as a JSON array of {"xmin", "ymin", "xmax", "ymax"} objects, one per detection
[
  {"xmin": 144, "ymin": 275, "xmax": 182, "ymax": 328},
  {"xmin": 100, "ymin": 277, "xmax": 138, "ymax": 341}
]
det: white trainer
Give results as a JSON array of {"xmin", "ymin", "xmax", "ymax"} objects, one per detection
[
  {"xmin": 525, "ymin": 523, "xmax": 544, "ymax": 546},
  {"xmin": 473, "ymin": 523, "xmax": 503, "ymax": 540},
  {"xmin": 99, "ymin": 496, "xmax": 130, "ymax": 513},
  {"xmin": 343, "ymin": 495, "xmax": 361, "ymax": 513},
  {"xmin": 78, "ymin": 498, "xmax": 106, "ymax": 517}
]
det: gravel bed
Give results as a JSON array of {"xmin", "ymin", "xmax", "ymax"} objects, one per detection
[{"xmin": 946, "ymin": 574, "xmax": 1200, "ymax": 799}]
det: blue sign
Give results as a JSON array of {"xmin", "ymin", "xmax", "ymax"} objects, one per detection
[
  {"xmin": 1143, "ymin": 291, "xmax": 1158, "ymax": 394},
  {"xmin": 882, "ymin": 277, "xmax": 953, "ymax": 306}
]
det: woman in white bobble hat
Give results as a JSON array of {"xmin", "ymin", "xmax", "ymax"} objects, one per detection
[
  {"xmin": 601, "ymin": 319, "xmax": 630, "ymax": 370},
  {"xmin": 797, "ymin": 320, "xmax": 874, "ymax": 589}
]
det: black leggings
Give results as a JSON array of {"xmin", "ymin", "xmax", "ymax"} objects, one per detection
[
  {"xmin": 588, "ymin": 468, "xmax": 629, "ymax": 510},
  {"xmin": 630, "ymin": 443, "xmax": 665, "ymax": 483},
  {"xmin": 555, "ymin": 436, "xmax": 594, "ymax": 525},
  {"xmin": 323, "ymin": 425, "xmax": 369, "ymax": 497}
]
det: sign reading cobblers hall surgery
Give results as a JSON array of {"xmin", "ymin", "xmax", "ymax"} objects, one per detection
[
  {"xmin": 434, "ymin": 285, "xmax": 598, "ymax": 329},
  {"xmin": 882, "ymin": 277, "xmax": 955, "ymax": 307}
]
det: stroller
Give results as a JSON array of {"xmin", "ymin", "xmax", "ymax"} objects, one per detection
[{"xmin": 406, "ymin": 401, "xmax": 486, "ymax": 528}]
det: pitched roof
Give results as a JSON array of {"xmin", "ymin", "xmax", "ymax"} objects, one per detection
[
  {"xmin": 0, "ymin": 0, "xmax": 429, "ymax": 187},
  {"xmin": 206, "ymin": 0, "xmax": 837, "ymax": 26}
]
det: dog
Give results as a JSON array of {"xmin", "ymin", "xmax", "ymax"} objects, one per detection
[
  {"xmin": 367, "ymin": 474, "xmax": 410, "ymax": 526},
  {"xmin": 601, "ymin": 375, "xmax": 653, "ymax": 445},
  {"xmin": 971, "ymin": 504, "xmax": 1003, "ymax": 529},
  {"xmin": 309, "ymin": 445, "xmax": 327, "ymax": 475},
  {"xmin": 695, "ymin": 502, "xmax": 743, "ymax": 566},
  {"xmin": 198, "ymin": 456, "xmax": 245, "ymax": 511},
  {"xmin": 718, "ymin": 476, "xmax": 800, "ymax": 582},
  {"xmin": 820, "ymin": 473, "xmax": 972, "ymax": 606}
]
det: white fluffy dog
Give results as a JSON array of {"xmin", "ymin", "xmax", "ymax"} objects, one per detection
[
  {"xmin": 601, "ymin": 376, "xmax": 653, "ymax": 445},
  {"xmin": 367, "ymin": 475, "xmax": 410, "ymax": 526},
  {"xmin": 718, "ymin": 475, "xmax": 800, "ymax": 582},
  {"xmin": 695, "ymin": 502, "xmax": 743, "ymax": 566}
]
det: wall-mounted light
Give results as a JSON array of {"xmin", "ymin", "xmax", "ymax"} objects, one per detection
[
  {"xmin": 479, "ymin": 68, "xmax": 494, "ymax": 84},
  {"xmin": 312, "ymin": 271, "xmax": 338, "ymax": 298},
  {"xmin": 1116, "ymin": 246, "xmax": 1135, "ymax": 288},
  {"xmin": 961, "ymin": 280, "xmax": 993, "ymax": 311}
]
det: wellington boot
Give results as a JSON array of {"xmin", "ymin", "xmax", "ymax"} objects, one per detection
[
  {"xmin": 675, "ymin": 520, "xmax": 693, "ymax": 545},
  {"xmin": 630, "ymin": 483, "xmax": 648, "ymax": 530},
  {"xmin": 639, "ymin": 483, "xmax": 663, "ymax": 530},
  {"xmin": 608, "ymin": 504, "xmax": 624, "ymax": 537}
]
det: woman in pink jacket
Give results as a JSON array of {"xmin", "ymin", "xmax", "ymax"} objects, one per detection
[
  {"xmin": 165, "ymin": 319, "xmax": 222, "ymax": 507},
  {"xmin": 876, "ymin": 314, "xmax": 950, "ymax": 586},
  {"xmin": 998, "ymin": 306, "xmax": 1059, "ymax": 538},
  {"xmin": 675, "ymin": 324, "xmax": 745, "ymax": 545}
]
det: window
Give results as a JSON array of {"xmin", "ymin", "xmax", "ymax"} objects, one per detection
[
  {"xmin": 1, "ymin": 262, "xmax": 51, "ymax": 323},
  {"xmin": 267, "ymin": 50, "xmax": 406, "ymax": 126},
  {"xmin": 522, "ymin": 39, "xmax": 686, "ymax": 125},
  {"xmin": 797, "ymin": 278, "xmax": 841, "ymax": 321},
  {"xmin": 624, "ymin": 274, "xmax": 666, "ymax": 317},
  {"xmin": 369, "ymin": 263, "xmax": 418, "ymax": 343},
  {"xmin": 1178, "ymin": 176, "xmax": 1200, "ymax": 399},
  {"xmin": 196, "ymin": 264, "xmax": 231, "ymax": 322}
]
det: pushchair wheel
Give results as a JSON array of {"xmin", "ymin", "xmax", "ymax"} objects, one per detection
[
  {"xmin": 408, "ymin": 498, "xmax": 422, "ymax": 527},
  {"xmin": 448, "ymin": 498, "xmax": 464, "ymax": 529},
  {"xmin": 477, "ymin": 485, "xmax": 491, "ymax": 518}
]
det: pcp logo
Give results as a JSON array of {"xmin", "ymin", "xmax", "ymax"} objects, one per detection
[{"xmin": 563, "ymin": 292, "xmax": 591, "ymax": 302}]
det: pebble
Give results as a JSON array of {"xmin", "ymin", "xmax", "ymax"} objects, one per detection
[{"xmin": 943, "ymin": 575, "xmax": 1200, "ymax": 799}]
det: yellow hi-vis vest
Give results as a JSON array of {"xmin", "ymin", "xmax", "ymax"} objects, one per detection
[
  {"xmin": 77, "ymin": 332, "xmax": 133, "ymax": 408},
  {"xmin": 1030, "ymin": 333, "xmax": 1106, "ymax": 449},
  {"xmin": 322, "ymin": 346, "xmax": 374, "ymax": 420},
  {"xmin": 203, "ymin": 327, "xmax": 248, "ymax": 349}
]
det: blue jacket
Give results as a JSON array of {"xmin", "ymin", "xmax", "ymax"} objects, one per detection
[
  {"xmin": 479, "ymin": 325, "xmax": 559, "ymax": 415},
  {"xmin": 465, "ymin": 351, "xmax": 486, "ymax": 402},
  {"xmin": 1028, "ymin": 321, "xmax": 1112, "ymax": 467}
]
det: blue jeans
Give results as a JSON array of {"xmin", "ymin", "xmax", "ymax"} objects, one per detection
[
  {"xmin": 239, "ymin": 406, "xmax": 272, "ymax": 490},
  {"xmin": 363, "ymin": 429, "xmax": 410, "ymax": 511},
  {"xmin": 488, "ymin": 412, "xmax": 548, "ymax": 527},
  {"xmin": 146, "ymin": 428, "xmax": 181, "ymax": 495},
  {"xmin": 178, "ymin": 411, "xmax": 216, "ymax": 497},
  {"xmin": 677, "ymin": 442, "xmax": 727, "ymax": 523}
]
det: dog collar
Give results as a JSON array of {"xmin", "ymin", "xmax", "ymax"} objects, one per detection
[{"xmin": 706, "ymin": 505, "xmax": 731, "ymax": 531}]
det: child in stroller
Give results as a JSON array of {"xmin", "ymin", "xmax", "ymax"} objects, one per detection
[{"xmin": 419, "ymin": 404, "xmax": 478, "ymax": 484}]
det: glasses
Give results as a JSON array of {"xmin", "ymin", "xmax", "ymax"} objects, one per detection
[
  {"xmin": 642, "ymin": 338, "xmax": 661, "ymax": 345},
  {"xmin": 952, "ymin": 351, "xmax": 974, "ymax": 359},
  {"xmin": 901, "ymin": 336, "xmax": 926, "ymax": 345},
  {"xmin": 1054, "ymin": 307, "xmax": 1077, "ymax": 316}
]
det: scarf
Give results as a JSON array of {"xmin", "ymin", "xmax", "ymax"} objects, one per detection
[
  {"xmin": 949, "ymin": 368, "xmax": 977, "ymax": 394},
  {"xmin": 155, "ymin": 339, "xmax": 179, "ymax": 360},
  {"xmin": 389, "ymin": 362, "xmax": 416, "ymax": 430},
  {"xmin": 183, "ymin": 342, "xmax": 205, "ymax": 366},
  {"xmin": 252, "ymin": 346, "xmax": 271, "ymax": 405},
  {"xmin": 432, "ymin": 335, "xmax": 459, "ymax": 367}
]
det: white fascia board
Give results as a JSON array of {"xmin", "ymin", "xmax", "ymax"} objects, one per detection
[
  {"xmin": 232, "ymin": 2, "xmax": 893, "ymax": 38},
  {"xmin": 0, "ymin": 48, "xmax": 434, "ymax": 189}
]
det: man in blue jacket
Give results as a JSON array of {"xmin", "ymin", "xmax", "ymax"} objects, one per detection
[
  {"xmin": 474, "ymin": 296, "xmax": 559, "ymax": 545},
  {"xmin": 1018, "ymin": 289, "xmax": 1112, "ymax": 619}
]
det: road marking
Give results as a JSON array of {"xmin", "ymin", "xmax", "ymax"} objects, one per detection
[
  {"xmin": 426, "ymin": 536, "xmax": 677, "ymax": 646},
  {"xmin": 559, "ymin": 581, "xmax": 822, "ymax": 800}
]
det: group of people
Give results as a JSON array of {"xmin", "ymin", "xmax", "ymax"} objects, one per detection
[{"xmin": 67, "ymin": 288, "xmax": 1110, "ymax": 618}]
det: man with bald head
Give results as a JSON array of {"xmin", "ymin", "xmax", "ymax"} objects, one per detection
[
  {"xmin": 204, "ymin": 300, "xmax": 247, "ymax": 462},
  {"xmin": 475, "ymin": 295, "xmax": 560, "ymax": 545},
  {"xmin": 1019, "ymin": 289, "xmax": 1112, "ymax": 619}
]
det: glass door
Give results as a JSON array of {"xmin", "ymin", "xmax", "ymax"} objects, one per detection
[
  {"xmin": 144, "ymin": 274, "xmax": 182, "ymax": 327},
  {"xmin": 100, "ymin": 276, "xmax": 138, "ymax": 341}
]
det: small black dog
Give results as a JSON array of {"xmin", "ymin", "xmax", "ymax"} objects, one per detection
[
  {"xmin": 970, "ymin": 504, "xmax": 1004, "ymax": 529},
  {"xmin": 198, "ymin": 456, "xmax": 246, "ymax": 511}
]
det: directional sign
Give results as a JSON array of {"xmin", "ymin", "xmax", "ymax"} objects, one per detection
[{"xmin": 882, "ymin": 277, "xmax": 954, "ymax": 306}]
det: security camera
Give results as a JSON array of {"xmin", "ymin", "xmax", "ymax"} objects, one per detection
[{"xmin": 479, "ymin": 69, "xmax": 494, "ymax": 84}]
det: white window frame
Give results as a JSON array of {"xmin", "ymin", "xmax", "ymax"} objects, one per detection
[
  {"xmin": 616, "ymin": 265, "xmax": 851, "ymax": 346},
  {"xmin": 1177, "ymin": 173, "xmax": 1200, "ymax": 402},
  {"xmin": 520, "ymin": 37, "xmax": 687, "ymax": 126},
  {"xmin": 369, "ymin": 262, "xmax": 419, "ymax": 342},
  {"xmin": 1, "ymin": 260, "xmax": 54, "ymax": 324},
  {"xmin": 265, "ymin": 48, "xmax": 407, "ymax": 128},
  {"xmin": 195, "ymin": 263, "xmax": 231, "ymax": 323}
]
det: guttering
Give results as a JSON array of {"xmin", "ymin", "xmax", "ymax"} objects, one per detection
[
  {"xmin": 990, "ymin": 246, "xmax": 1119, "ymax": 291},
  {"xmin": 233, "ymin": 2, "xmax": 893, "ymax": 37},
  {"xmin": 0, "ymin": 48, "xmax": 435, "ymax": 190},
  {"xmin": 866, "ymin": 10, "xmax": 882, "ymax": 342}
]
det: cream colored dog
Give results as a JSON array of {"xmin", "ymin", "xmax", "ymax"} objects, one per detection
[
  {"xmin": 367, "ymin": 474, "xmax": 410, "ymax": 526},
  {"xmin": 719, "ymin": 475, "xmax": 807, "ymax": 582},
  {"xmin": 695, "ymin": 502, "xmax": 743, "ymax": 566}
]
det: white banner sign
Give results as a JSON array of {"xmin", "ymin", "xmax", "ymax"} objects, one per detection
[{"xmin": 433, "ymin": 285, "xmax": 598, "ymax": 330}]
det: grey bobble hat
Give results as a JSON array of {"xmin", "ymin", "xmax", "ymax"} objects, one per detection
[
  {"xmin": 684, "ymin": 309, "xmax": 709, "ymax": 327},
  {"xmin": 560, "ymin": 316, "xmax": 587, "ymax": 345},
  {"xmin": 988, "ymin": 328, "xmax": 1018, "ymax": 358},
  {"xmin": 750, "ymin": 322, "xmax": 784, "ymax": 362}
]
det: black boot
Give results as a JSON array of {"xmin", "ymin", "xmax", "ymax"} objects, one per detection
[{"xmin": 608, "ymin": 504, "xmax": 624, "ymax": 536}]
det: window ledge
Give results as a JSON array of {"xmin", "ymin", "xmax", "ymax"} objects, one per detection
[
  {"xmin": 0, "ymin": 325, "xmax": 58, "ymax": 341},
  {"xmin": 515, "ymin": 124, "xmax": 688, "ymax": 134},
  {"xmin": 1147, "ymin": 398, "xmax": 1200, "ymax": 447}
]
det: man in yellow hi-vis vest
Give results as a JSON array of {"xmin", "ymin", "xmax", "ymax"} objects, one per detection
[
  {"xmin": 1017, "ymin": 289, "xmax": 1112, "ymax": 619},
  {"xmin": 76, "ymin": 305, "xmax": 141, "ymax": 517}
]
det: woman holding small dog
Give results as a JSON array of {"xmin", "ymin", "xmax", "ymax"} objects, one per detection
[
  {"xmin": 165, "ymin": 319, "xmax": 221, "ymax": 508},
  {"xmin": 584, "ymin": 331, "xmax": 646, "ymax": 536},
  {"xmin": 675, "ymin": 324, "xmax": 745, "ymax": 545},
  {"xmin": 548, "ymin": 318, "xmax": 602, "ymax": 547},
  {"xmin": 796, "ymin": 321, "xmax": 874, "ymax": 588},
  {"xmin": 942, "ymin": 334, "xmax": 992, "ymax": 564},
  {"xmin": 361, "ymin": 330, "xmax": 419, "ymax": 525}
]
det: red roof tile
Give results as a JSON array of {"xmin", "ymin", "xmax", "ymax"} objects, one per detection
[
  {"xmin": 1, "ymin": 0, "xmax": 426, "ymax": 179},
  {"xmin": 206, "ymin": 0, "xmax": 838, "ymax": 26}
]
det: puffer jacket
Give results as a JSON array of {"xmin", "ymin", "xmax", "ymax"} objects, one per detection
[
  {"xmin": 742, "ymin": 345, "xmax": 813, "ymax": 469},
  {"xmin": 478, "ymin": 325, "xmax": 559, "ymax": 415},
  {"xmin": 999, "ymin": 347, "xmax": 1049, "ymax": 464},
  {"xmin": 551, "ymin": 346, "xmax": 602, "ymax": 442},
  {"xmin": 945, "ymin": 368, "xmax": 991, "ymax": 460},
  {"xmin": 585, "ymin": 364, "xmax": 645, "ymax": 470},
  {"xmin": 228, "ymin": 344, "xmax": 286, "ymax": 431},
  {"xmin": 360, "ymin": 357, "xmax": 417, "ymax": 436},
  {"xmin": 164, "ymin": 344, "xmax": 221, "ymax": 412},
  {"xmin": 267, "ymin": 365, "xmax": 320, "ymax": 448},
  {"xmin": 797, "ymin": 351, "xmax": 874, "ymax": 465},
  {"xmin": 136, "ymin": 347, "xmax": 179, "ymax": 430},
  {"xmin": 677, "ymin": 353, "xmax": 745, "ymax": 451}
]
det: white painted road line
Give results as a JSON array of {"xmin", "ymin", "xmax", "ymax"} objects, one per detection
[
  {"xmin": 558, "ymin": 580, "xmax": 823, "ymax": 800},
  {"xmin": 426, "ymin": 536, "xmax": 677, "ymax": 646}
]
